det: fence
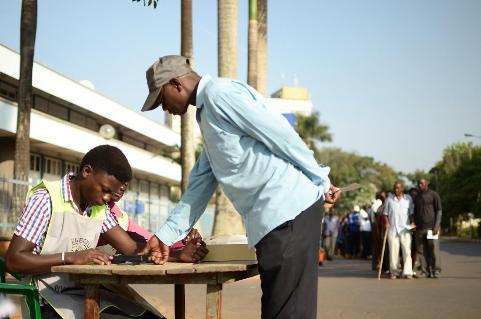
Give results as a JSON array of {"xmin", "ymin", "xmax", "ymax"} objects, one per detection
[
  {"xmin": 0, "ymin": 176, "xmax": 215, "ymax": 240},
  {"xmin": 0, "ymin": 176, "xmax": 31, "ymax": 239}
]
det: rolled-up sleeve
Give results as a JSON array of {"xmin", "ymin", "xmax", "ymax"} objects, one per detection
[{"xmin": 155, "ymin": 150, "xmax": 218, "ymax": 245}]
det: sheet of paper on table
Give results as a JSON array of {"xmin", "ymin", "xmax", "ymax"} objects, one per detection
[{"xmin": 203, "ymin": 235, "xmax": 257, "ymax": 262}]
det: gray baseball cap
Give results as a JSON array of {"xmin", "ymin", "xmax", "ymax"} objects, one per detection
[{"xmin": 142, "ymin": 55, "xmax": 193, "ymax": 112}]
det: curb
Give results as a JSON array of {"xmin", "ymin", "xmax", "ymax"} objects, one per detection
[{"xmin": 442, "ymin": 236, "xmax": 481, "ymax": 244}]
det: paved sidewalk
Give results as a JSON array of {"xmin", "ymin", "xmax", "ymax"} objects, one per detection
[{"xmin": 7, "ymin": 239, "xmax": 481, "ymax": 318}]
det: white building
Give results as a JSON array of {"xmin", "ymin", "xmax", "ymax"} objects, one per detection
[
  {"xmin": 0, "ymin": 44, "xmax": 184, "ymax": 233},
  {"xmin": 266, "ymin": 86, "xmax": 313, "ymax": 127}
]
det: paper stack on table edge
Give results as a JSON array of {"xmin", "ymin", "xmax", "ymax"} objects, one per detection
[{"xmin": 203, "ymin": 235, "xmax": 257, "ymax": 262}]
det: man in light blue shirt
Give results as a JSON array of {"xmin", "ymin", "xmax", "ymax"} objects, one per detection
[{"xmin": 140, "ymin": 55, "xmax": 340, "ymax": 318}]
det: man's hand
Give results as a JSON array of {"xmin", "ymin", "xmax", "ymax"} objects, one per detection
[
  {"xmin": 433, "ymin": 227, "xmax": 440, "ymax": 236},
  {"xmin": 66, "ymin": 249, "xmax": 113, "ymax": 265},
  {"xmin": 178, "ymin": 238, "xmax": 209, "ymax": 263},
  {"xmin": 183, "ymin": 228, "xmax": 202, "ymax": 243},
  {"xmin": 140, "ymin": 235, "xmax": 170, "ymax": 264},
  {"xmin": 324, "ymin": 184, "xmax": 341, "ymax": 209}
]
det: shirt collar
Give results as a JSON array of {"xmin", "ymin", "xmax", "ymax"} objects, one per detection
[
  {"xmin": 195, "ymin": 74, "xmax": 212, "ymax": 109},
  {"xmin": 62, "ymin": 172, "xmax": 88, "ymax": 215},
  {"xmin": 61, "ymin": 173, "xmax": 75, "ymax": 203},
  {"xmin": 393, "ymin": 194, "xmax": 408, "ymax": 202}
]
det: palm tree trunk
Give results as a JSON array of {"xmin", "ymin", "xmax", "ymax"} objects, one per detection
[
  {"xmin": 11, "ymin": 0, "xmax": 37, "ymax": 238},
  {"xmin": 257, "ymin": 0, "xmax": 268, "ymax": 96},
  {"xmin": 180, "ymin": 0, "xmax": 195, "ymax": 193},
  {"xmin": 247, "ymin": 0, "xmax": 258, "ymax": 88},
  {"xmin": 178, "ymin": 2, "xmax": 194, "ymax": 317},
  {"xmin": 218, "ymin": 0, "xmax": 238, "ymax": 78},
  {"xmin": 213, "ymin": 0, "xmax": 245, "ymax": 236}
]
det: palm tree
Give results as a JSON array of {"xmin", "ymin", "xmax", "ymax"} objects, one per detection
[
  {"xmin": 180, "ymin": 0, "xmax": 195, "ymax": 193},
  {"xmin": 247, "ymin": 0, "xmax": 258, "ymax": 88},
  {"xmin": 213, "ymin": 0, "xmax": 245, "ymax": 236},
  {"xmin": 256, "ymin": 0, "xmax": 268, "ymax": 96},
  {"xmin": 295, "ymin": 112, "xmax": 332, "ymax": 150},
  {"xmin": 11, "ymin": 0, "xmax": 37, "ymax": 237},
  {"xmin": 176, "ymin": 2, "xmax": 195, "ymax": 316},
  {"xmin": 217, "ymin": 0, "xmax": 238, "ymax": 78}
]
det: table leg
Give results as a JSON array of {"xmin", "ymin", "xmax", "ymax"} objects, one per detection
[
  {"xmin": 175, "ymin": 284, "xmax": 185, "ymax": 319},
  {"xmin": 84, "ymin": 284, "xmax": 100, "ymax": 319},
  {"xmin": 206, "ymin": 283, "xmax": 222, "ymax": 319}
]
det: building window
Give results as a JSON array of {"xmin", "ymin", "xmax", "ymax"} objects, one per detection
[
  {"xmin": 85, "ymin": 117, "xmax": 99, "ymax": 131},
  {"xmin": 30, "ymin": 154, "xmax": 41, "ymax": 172},
  {"xmin": 65, "ymin": 161, "xmax": 79, "ymax": 175},
  {"xmin": 121, "ymin": 135, "xmax": 145, "ymax": 149},
  {"xmin": 49, "ymin": 102, "xmax": 69, "ymax": 121},
  {"xmin": 0, "ymin": 80, "xmax": 17, "ymax": 101},
  {"xmin": 70, "ymin": 110, "xmax": 86, "ymax": 127},
  {"xmin": 44, "ymin": 157, "xmax": 61, "ymax": 176},
  {"xmin": 33, "ymin": 95, "xmax": 49, "ymax": 113}
]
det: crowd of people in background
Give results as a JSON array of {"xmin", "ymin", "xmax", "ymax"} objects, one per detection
[{"xmin": 321, "ymin": 178, "xmax": 443, "ymax": 279}]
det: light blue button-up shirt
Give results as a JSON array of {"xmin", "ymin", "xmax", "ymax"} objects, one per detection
[{"xmin": 155, "ymin": 75, "xmax": 331, "ymax": 247}]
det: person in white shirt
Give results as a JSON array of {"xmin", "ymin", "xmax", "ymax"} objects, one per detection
[{"xmin": 383, "ymin": 181, "xmax": 415, "ymax": 279}]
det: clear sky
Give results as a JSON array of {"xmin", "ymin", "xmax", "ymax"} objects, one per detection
[{"xmin": 1, "ymin": 0, "xmax": 480, "ymax": 173}]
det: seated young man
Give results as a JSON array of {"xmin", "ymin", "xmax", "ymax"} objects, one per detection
[{"xmin": 5, "ymin": 145, "xmax": 208, "ymax": 319}]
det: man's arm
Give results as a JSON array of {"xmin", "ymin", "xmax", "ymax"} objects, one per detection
[
  {"xmin": 433, "ymin": 192, "xmax": 443, "ymax": 234},
  {"xmin": 214, "ymin": 83, "xmax": 331, "ymax": 193},
  {"xmin": 6, "ymin": 235, "xmax": 112, "ymax": 273},
  {"xmin": 143, "ymin": 150, "xmax": 218, "ymax": 264},
  {"xmin": 102, "ymin": 225, "xmax": 144, "ymax": 255},
  {"xmin": 156, "ymin": 150, "xmax": 218, "ymax": 245},
  {"xmin": 382, "ymin": 200, "xmax": 390, "ymax": 227}
]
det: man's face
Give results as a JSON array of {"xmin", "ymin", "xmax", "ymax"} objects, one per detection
[
  {"xmin": 394, "ymin": 183, "xmax": 404, "ymax": 197},
  {"xmin": 111, "ymin": 182, "xmax": 128, "ymax": 202},
  {"xmin": 157, "ymin": 80, "xmax": 190, "ymax": 116},
  {"xmin": 418, "ymin": 179, "xmax": 429, "ymax": 192},
  {"xmin": 82, "ymin": 168, "xmax": 124, "ymax": 206}
]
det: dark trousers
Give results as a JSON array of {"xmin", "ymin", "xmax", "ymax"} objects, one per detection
[
  {"xmin": 255, "ymin": 200, "xmax": 323, "ymax": 319},
  {"xmin": 347, "ymin": 231, "xmax": 361, "ymax": 257},
  {"xmin": 360, "ymin": 231, "xmax": 372, "ymax": 258},
  {"xmin": 415, "ymin": 229, "xmax": 441, "ymax": 274}
]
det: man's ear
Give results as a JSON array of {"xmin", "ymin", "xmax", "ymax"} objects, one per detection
[
  {"xmin": 80, "ymin": 165, "xmax": 93, "ymax": 178},
  {"xmin": 170, "ymin": 78, "xmax": 182, "ymax": 92}
]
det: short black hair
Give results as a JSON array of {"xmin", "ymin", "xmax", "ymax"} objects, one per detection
[{"xmin": 80, "ymin": 145, "xmax": 132, "ymax": 183}]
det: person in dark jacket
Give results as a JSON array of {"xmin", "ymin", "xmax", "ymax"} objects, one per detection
[{"xmin": 414, "ymin": 178, "xmax": 442, "ymax": 278}]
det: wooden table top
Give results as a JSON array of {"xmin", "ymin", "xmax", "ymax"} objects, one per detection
[{"xmin": 51, "ymin": 261, "xmax": 258, "ymax": 276}]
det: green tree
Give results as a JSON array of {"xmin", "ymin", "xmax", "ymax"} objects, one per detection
[
  {"xmin": 314, "ymin": 147, "xmax": 398, "ymax": 212},
  {"xmin": 295, "ymin": 112, "xmax": 332, "ymax": 150},
  {"xmin": 430, "ymin": 143, "xmax": 481, "ymax": 229}
]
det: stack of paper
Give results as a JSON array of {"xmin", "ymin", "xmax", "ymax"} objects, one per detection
[
  {"xmin": 203, "ymin": 235, "xmax": 257, "ymax": 262},
  {"xmin": 427, "ymin": 230, "xmax": 439, "ymax": 240}
]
